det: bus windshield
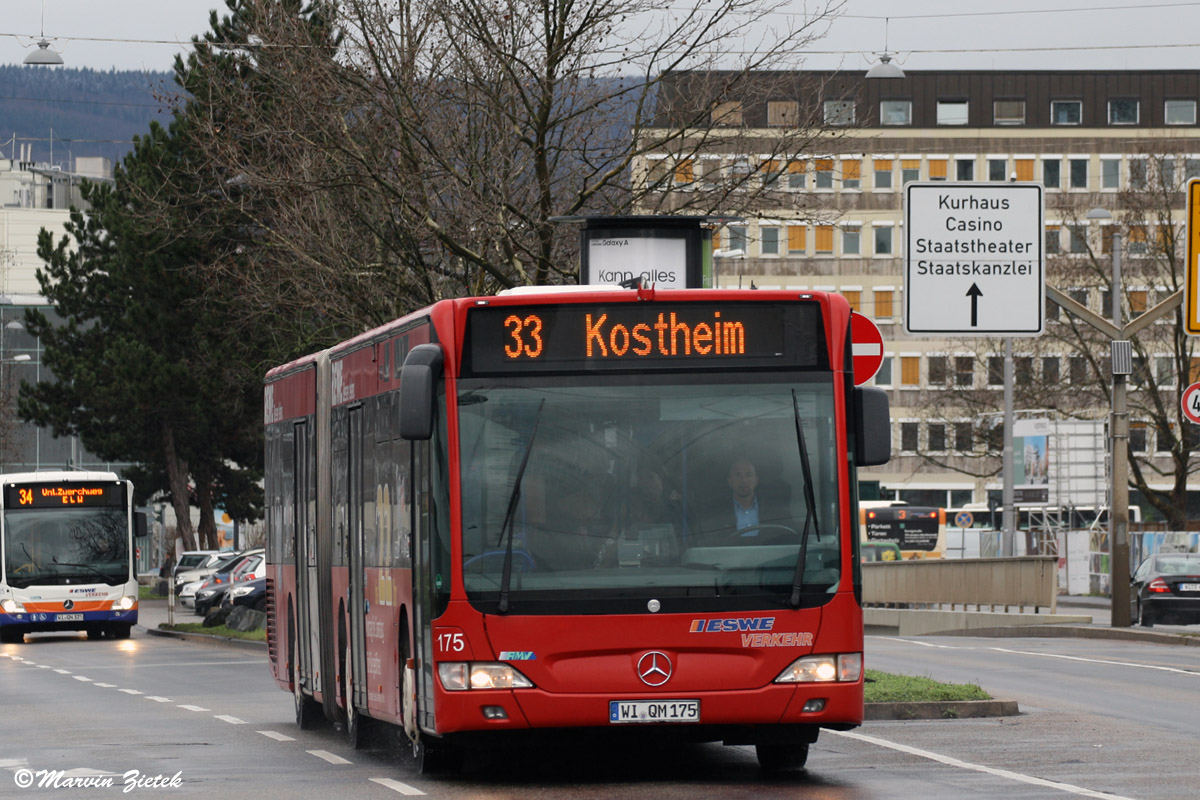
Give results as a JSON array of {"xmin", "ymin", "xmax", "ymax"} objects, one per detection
[
  {"xmin": 3, "ymin": 507, "xmax": 129, "ymax": 588},
  {"xmin": 457, "ymin": 375, "xmax": 841, "ymax": 613}
]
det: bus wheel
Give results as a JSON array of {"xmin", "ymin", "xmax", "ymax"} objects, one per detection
[
  {"xmin": 110, "ymin": 624, "xmax": 132, "ymax": 640},
  {"xmin": 0, "ymin": 627, "xmax": 22, "ymax": 644},
  {"xmin": 292, "ymin": 639, "xmax": 321, "ymax": 730},
  {"xmin": 343, "ymin": 643, "xmax": 363, "ymax": 748},
  {"xmin": 755, "ymin": 742, "xmax": 809, "ymax": 771}
]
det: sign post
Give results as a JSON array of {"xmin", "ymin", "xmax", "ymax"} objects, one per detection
[{"xmin": 904, "ymin": 182, "xmax": 1045, "ymax": 336}]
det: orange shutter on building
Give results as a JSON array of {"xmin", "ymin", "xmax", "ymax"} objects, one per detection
[
  {"xmin": 928, "ymin": 159, "xmax": 948, "ymax": 179},
  {"xmin": 842, "ymin": 290, "xmax": 862, "ymax": 312},
  {"xmin": 1015, "ymin": 159, "xmax": 1035, "ymax": 181},
  {"xmin": 842, "ymin": 159, "xmax": 861, "ymax": 181},
  {"xmin": 674, "ymin": 159, "xmax": 694, "ymax": 184},
  {"xmin": 874, "ymin": 289, "xmax": 894, "ymax": 318},
  {"xmin": 788, "ymin": 225, "xmax": 807, "ymax": 253},
  {"xmin": 900, "ymin": 356, "xmax": 920, "ymax": 385},
  {"xmin": 815, "ymin": 225, "xmax": 834, "ymax": 253}
]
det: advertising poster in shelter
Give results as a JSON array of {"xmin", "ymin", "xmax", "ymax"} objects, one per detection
[{"xmin": 1014, "ymin": 418, "xmax": 1050, "ymax": 505}]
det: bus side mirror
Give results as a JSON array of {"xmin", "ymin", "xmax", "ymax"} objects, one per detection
[
  {"xmin": 854, "ymin": 386, "xmax": 891, "ymax": 467},
  {"xmin": 398, "ymin": 344, "xmax": 445, "ymax": 440},
  {"xmin": 135, "ymin": 511, "xmax": 149, "ymax": 538}
]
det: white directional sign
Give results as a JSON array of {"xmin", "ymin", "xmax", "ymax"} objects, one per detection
[{"xmin": 904, "ymin": 182, "xmax": 1045, "ymax": 336}]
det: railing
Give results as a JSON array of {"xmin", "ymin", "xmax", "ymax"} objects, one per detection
[{"xmin": 862, "ymin": 556, "xmax": 1058, "ymax": 613}]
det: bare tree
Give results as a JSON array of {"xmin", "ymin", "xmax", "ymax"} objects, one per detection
[{"xmin": 146, "ymin": 0, "xmax": 843, "ymax": 340}]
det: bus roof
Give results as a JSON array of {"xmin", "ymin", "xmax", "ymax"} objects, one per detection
[{"xmin": 0, "ymin": 470, "xmax": 120, "ymax": 484}]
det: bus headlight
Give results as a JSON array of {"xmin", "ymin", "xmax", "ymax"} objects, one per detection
[
  {"xmin": 775, "ymin": 653, "xmax": 862, "ymax": 684},
  {"xmin": 113, "ymin": 596, "xmax": 136, "ymax": 611},
  {"xmin": 437, "ymin": 662, "xmax": 535, "ymax": 691},
  {"xmin": 1, "ymin": 598, "xmax": 25, "ymax": 614}
]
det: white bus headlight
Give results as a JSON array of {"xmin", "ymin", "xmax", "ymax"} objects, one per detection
[
  {"xmin": 775, "ymin": 653, "xmax": 862, "ymax": 684},
  {"xmin": 1, "ymin": 598, "xmax": 25, "ymax": 614},
  {"xmin": 438, "ymin": 662, "xmax": 534, "ymax": 691},
  {"xmin": 113, "ymin": 596, "xmax": 136, "ymax": 611}
]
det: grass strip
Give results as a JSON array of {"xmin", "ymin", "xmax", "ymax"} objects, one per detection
[
  {"xmin": 864, "ymin": 669, "xmax": 990, "ymax": 703},
  {"xmin": 160, "ymin": 622, "xmax": 266, "ymax": 642}
]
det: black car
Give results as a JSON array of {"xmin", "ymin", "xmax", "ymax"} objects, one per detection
[
  {"xmin": 194, "ymin": 582, "xmax": 235, "ymax": 616},
  {"xmin": 1130, "ymin": 553, "xmax": 1200, "ymax": 626},
  {"xmin": 224, "ymin": 576, "xmax": 267, "ymax": 612}
]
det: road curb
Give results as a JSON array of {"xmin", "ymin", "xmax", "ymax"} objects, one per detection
[
  {"xmin": 865, "ymin": 699, "xmax": 1020, "ymax": 720},
  {"xmin": 141, "ymin": 624, "xmax": 267, "ymax": 651},
  {"xmin": 935, "ymin": 625, "xmax": 1200, "ymax": 646}
]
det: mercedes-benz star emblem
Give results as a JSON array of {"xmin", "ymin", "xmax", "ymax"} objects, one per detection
[
  {"xmin": 62, "ymin": 599, "xmax": 74, "ymax": 611},
  {"xmin": 636, "ymin": 651, "xmax": 673, "ymax": 687}
]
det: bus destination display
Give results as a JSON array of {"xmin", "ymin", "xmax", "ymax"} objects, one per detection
[
  {"xmin": 4, "ymin": 483, "xmax": 124, "ymax": 509},
  {"xmin": 466, "ymin": 303, "xmax": 825, "ymax": 374}
]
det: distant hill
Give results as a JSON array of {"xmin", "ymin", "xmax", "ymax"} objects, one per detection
[{"xmin": 0, "ymin": 65, "xmax": 175, "ymax": 169}]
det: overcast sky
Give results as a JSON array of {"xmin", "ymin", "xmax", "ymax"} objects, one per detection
[{"xmin": 2, "ymin": 0, "xmax": 1197, "ymax": 73}]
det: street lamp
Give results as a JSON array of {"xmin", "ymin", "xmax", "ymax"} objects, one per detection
[
  {"xmin": 1086, "ymin": 207, "xmax": 1132, "ymax": 627},
  {"xmin": 865, "ymin": 18, "xmax": 906, "ymax": 80},
  {"xmin": 23, "ymin": 1, "xmax": 64, "ymax": 66}
]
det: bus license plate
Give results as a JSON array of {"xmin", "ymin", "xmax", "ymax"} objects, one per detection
[
  {"xmin": 1179, "ymin": 583, "xmax": 1200, "ymax": 592},
  {"xmin": 609, "ymin": 700, "xmax": 699, "ymax": 724},
  {"xmin": 56, "ymin": 613, "xmax": 83, "ymax": 622}
]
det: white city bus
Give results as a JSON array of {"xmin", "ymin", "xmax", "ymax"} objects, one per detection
[{"xmin": 0, "ymin": 471, "xmax": 147, "ymax": 643}]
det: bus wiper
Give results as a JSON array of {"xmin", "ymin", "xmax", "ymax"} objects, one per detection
[
  {"xmin": 788, "ymin": 390, "xmax": 822, "ymax": 609},
  {"xmin": 52, "ymin": 558, "xmax": 116, "ymax": 583},
  {"xmin": 497, "ymin": 399, "xmax": 545, "ymax": 614}
]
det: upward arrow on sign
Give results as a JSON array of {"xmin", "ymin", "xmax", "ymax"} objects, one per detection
[{"xmin": 966, "ymin": 283, "xmax": 983, "ymax": 327}]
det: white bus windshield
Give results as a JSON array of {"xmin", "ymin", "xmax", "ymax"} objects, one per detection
[
  {"xmin": 456, "ymin": 376, "xmax": 841, "ymax": 612},
  {"xmin": 4, "ymin": 507, "xmax": 129, "ymax": 588}
]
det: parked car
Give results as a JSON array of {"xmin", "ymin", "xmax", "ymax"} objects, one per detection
[
  {"xmin": 192, "ymin": 551, "xmax": 265, "ymax": 616},
  {"xmin": 173, "ymin": 550, "xmax": 221, "ymax": 578},
  {"xmin": 175, "ymin": 549, "xmax": 246, "ymax": 591},
  {"xmin": 1131, "ymin": 553, "xmax": 1200, "ymax": 626},
  {"xmin": 225, "ymin": 576, "xmax": 267, "ymax": 612},
  {"xmin": 194, "ymin": 582, "xmax": 234, "ymax": 616},
  {"xmin": 179, "ymin": 549, "xmax": 262, "ymax": 608}
]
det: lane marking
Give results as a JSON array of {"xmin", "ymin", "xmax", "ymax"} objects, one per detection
[
  {"xmin": 257, "ymin": 731, "xmax": 295, "ymax": 742},
  {"xmin": 989, "ymin": 647, "xmax": 1200, "ymax": 677},
  {"xmin": 178, "ymin": 705, "xmax": 209, "ymax": 712},
  {"xmin": 146, "ymin": 696, "xmax": 173, "ymax": 703},
  {"xmin": 73, "ymin": 676, "xmax": 93, "ymax": 682},
  {"xmin": 80, "ymin": 660, "xmax": 265, "ymax": 670},
  {"xmin": 370, "ymin": 777, "xmax": 426, "ymax": 795},
  {"xmin": 119, "ymin": 689, "xmax": 143, "ymax": 695},
  {"xmin": 214, "ymin": 715, "xmax": 246, "ymax": 725},
  {"xmin": 830, "ymin": 729, "xmax": 1139, "ymax": 799},
  {"xmin": 94, "ymin": 683, "xmax": 116, "ymax": 688},
  {"xmin": 307, "ymin": 750, "xmax": 352, "ymax": 765},
  {"xmin": 54, "ymin": 669, "xmax": 71, "ymax": 674},
  {"xmin": 37, "ymin": 665, "xmax": 52, "ymax": 669}
]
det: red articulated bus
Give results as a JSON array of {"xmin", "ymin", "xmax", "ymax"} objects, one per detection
[{"xmin": 263, "ymin": 285, "xmax": 891, "ymax": 772}]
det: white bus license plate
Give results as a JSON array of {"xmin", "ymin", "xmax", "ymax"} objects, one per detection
[
  {"xmin": 56, "ymin": 613, "xmax": 83, "ymax": 622},
  {"xmin": 1179, "ymin": 583, "xmax": 1200, "ymax": 592},
  {"xmin": 609, "ymin": 700, "xmax": 699, "ymax": 724}
]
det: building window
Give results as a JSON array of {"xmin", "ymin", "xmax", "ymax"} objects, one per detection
[
  {"xmin": 874, "ymin": 158, "xmax": 893, "ymax": 189},
  {"xmin": 1014, "ymin": 158, "xmax": 1034, "ymax": 181},
  {"xmin": 815, "ymin": 159, "xmax": 834, "ymax": 189},
  {"xmin": 994, "ymin": 99, "xmax": 1025, "ymax": 125},
  {"xmin": 928, "ymin": 424, "xmax": 947, "ymax": 452},
  {"xmin": 928, "ymin": 356, "xmax": 947, "ymax": 386},
  {"xmin": 956, "ymin": 158, "xmax": 974, "ymax": 181},
  {"xmin": 712, "ymin": 100, "xmax": 743, "ymax": 126},
  {"xmin": 1069, "ymin": 158, "xmax": 1088, "ymax": 189},
  {"xmin": 1043, "ymin": 159, "xmax": 1061, "ymax": 188},
  {"xmin": 727, "ymin": 225, "xmax": 747, "ymax": 253},
  {"xmin": 1015, "ymin": 356, "xmax": 1033, "ymax": 386},
  {"xmin": 1046, "ymin": 224, "xmax": 1061, "ymax": 254},
  {"xmin": 842, "ymin": 290, "xmax": 861, "ymax": 312},
  {"xmin": 674, "ymin": 160, "xmax": 695, "ymax": 185},
  {"xmin": 880, "ymin": 100, "xmax": 912, "ymax": 125},
  {"xmin": 987, "ymin": 356, "xmax": 1004, "ymax": 386},
  {"xmin": 787, "ymin": 161, "xmax": 807, "ymax": 190},
  {"xmin": 1127, "ymin": 225, "xmax": 1148, "ymax": 255},
  {"xmin": 842, "ymin": 226, "xmax": 861, "ymax": 256},
  {"xmin": 815, "ymin": 225, "xmax": 834, "ymax": 255},
  {"xmin": 937, "ymin": 100, "xmax": 968, "ymax": 125},
  {"xmin": 1129, "ymin": 158, "xmax": 1148, "ymax": 189},
  {"xmin": 1046, "ymin": 295, "xmax": 1059, "ymax": 321},
  {"xmin": 955, "ymin": 357, "xmax": 974, "ymax": 387},
  {"xmin": 787, "ymin": 225, "xmax": 806, "ymax": 255},
  {"xmin": 1051, "ymin": 100, "xmax": 1081, "ymax": 125},
  {"xmin": 1156, "ymin": 356, "xmax": 1175, "ymax": 386},
  {"xmin": 760, "ymin": 226, "xmax": 780, "ymax": 256},
  {"xmin": 824, "ymin": 99, "xmax": 855, "ymax": 126},
  {"xmin": 1108, "ymin": 98, "xmax": 1139, "ymax": 125},
  {"xmin": 1069, "ymin": 224, "xmax": 1088, "ymax": 254},
  {"xmin": 900, "ymin": 356, "xmax": 919, "ymax": 386},
  {"xmin": 874, "ymin": 225, "xmax": 893, "ymax": 256},
  {"xmin": 842, "ymin": 159, "xmax": 861, "ymax": 190},
  {"xmin": 874, "ymin": 289, "xmax": 895, "ymax": 319},
  {"xmin": 874, "ymin": 356, "xmax": 892, "ymax": 386},
  {"xmin": 1069, "ymin": 288, "xmax": 1088, "ymax": 307},
  {"xmin": 1165, "ymin": 99, "xmax": 1197, "ymax": 125},
  {"xmin": 767, "ymin": 100, "xmax": 799, "ymax": 127},
  {"xmin": 928, "ymin": 158, "xmax": 948, "ymax": 181},
  {"xmin": 1130, "ymin": 290, "xmax": 1147, "ymax": 317},
  {"xmin": 1101, "ymin": 158, "xmax": 1121, "ymax": 189},
  {"xmin": 1070, "ymin": 355, "xmax": 1088, "ymax": 383},
  {"xmin": 900, "ymin": 422, "xmax": 919, "ymax": 452},
  {"xmin": 954, "ymin": 422, "xmax": 974, "ymax": 452},
  {"xmin": 1130, "ymin": 422, "xmax": 1148, "ymax": 453},
  {"xmin": 761, "ymin": 159, "xmax": 783, "ymax": 187},
  {"xmin": 988, "ymin": 158, "xmax": 1007, "ymax": 181},
  {"xmin": 1042, "ymin": 356, "xmax": 1059, "ymax": 384},
  {"xmin": 901, "ymin": 158, "xmax": 920, "ymax": 185}
]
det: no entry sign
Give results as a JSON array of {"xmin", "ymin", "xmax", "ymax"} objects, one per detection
[{"xmin": 850, "ymin": 312, "xmax": 884, "ymax": 386}]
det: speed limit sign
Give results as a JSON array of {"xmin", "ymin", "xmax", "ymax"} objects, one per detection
[{"xmin": 1183, "ymin": 382, "xmax": 1200, "ymax": 424}]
